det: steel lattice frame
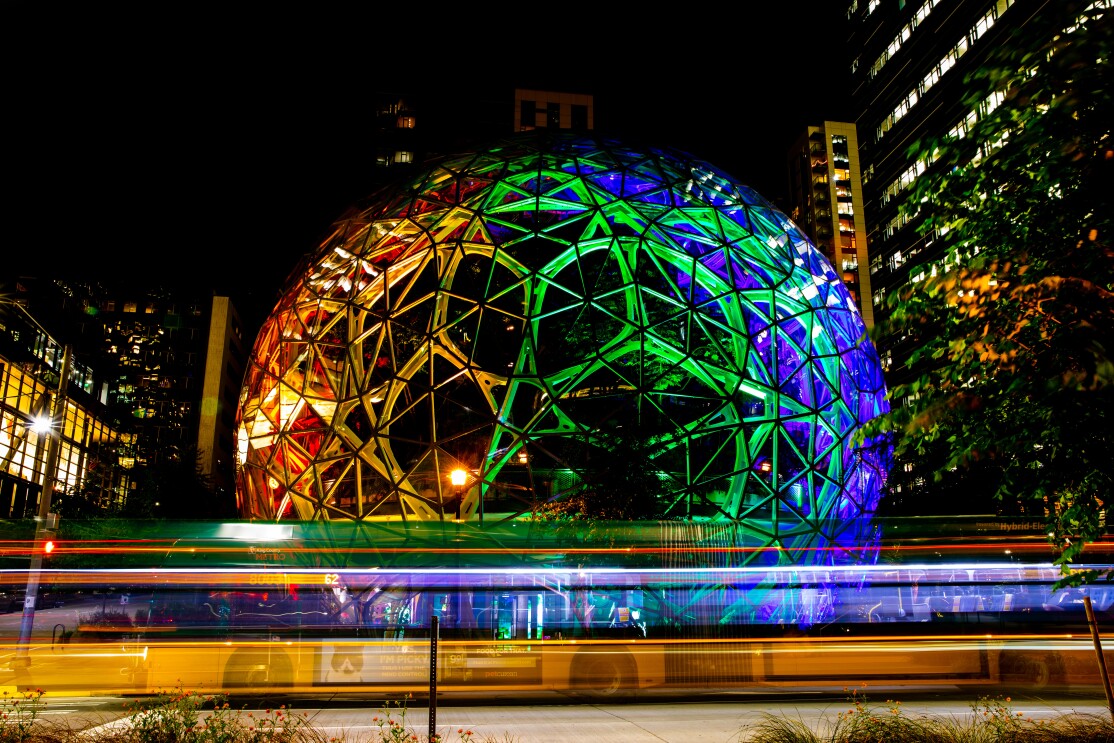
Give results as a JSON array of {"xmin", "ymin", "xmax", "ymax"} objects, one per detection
[{"xmin": 236, "ymin": 132, "xmax": 890, "ymax": 566}]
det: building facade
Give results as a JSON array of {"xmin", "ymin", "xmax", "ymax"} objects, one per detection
[
  {"xmin": 10, "ymin": 279, "xmax": 247, "ymax": 512},
  {"xmin": 846, "ymin": 0, "xmax": 1109, "ymax": 513},
  {"xmin": 0, "ymin": 298, "xmax": 132, "ymax": 517},
  {"xmin": 514, "ymin": 89, "xmax": 593, "ymax": 132},
  {"xmin": 786, "ymin": 121, "xmax": 873, "ymax": 325},
  {"xmin": 372, "ymin": 94, "xmax": 422, "ymax": 175},
  {"xmin": 194, "ymin": 295, "xmax": 248, "ymax": 497},
  {"xmin": 849, "ymin": 0, "xmax": 1055, "ymax": 374}
]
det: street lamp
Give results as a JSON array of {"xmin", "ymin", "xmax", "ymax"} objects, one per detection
[
  {"xmin": 449, "ymin": 468, "xmax": 467, "ymax": 520},
  {"xmin": 28, "ymin": 415, "xmax": 52, "ymax": 435},
  {"xmin": 16, "ymin": 343, "xmax": 71, "ymax": 660}
]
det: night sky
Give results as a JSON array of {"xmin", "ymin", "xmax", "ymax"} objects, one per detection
[{"xmin": 6, "ymin": 3, "xmax": 851, "ymax": 330}]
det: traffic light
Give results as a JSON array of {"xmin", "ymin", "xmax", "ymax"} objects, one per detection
[
  {"xmin": 39, "ymin": 525, "xmax": 57, "ymax": 559},
  {"xmin": 39, "ymin": 513, "xmax": 59, "ymax": 560}
]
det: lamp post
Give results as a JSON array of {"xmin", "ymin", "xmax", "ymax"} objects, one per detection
[
  {"xmin": 16, "ymin": 343, "xmax": 71, "ymax": 659},
  {"xmin": 449, "ymin": 468, "xmax": 467, "ymax": 520}
]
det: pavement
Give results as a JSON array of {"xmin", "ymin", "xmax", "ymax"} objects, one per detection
[{"xmin": 64, "ymin": 693, "xmax": 1114, "ymax": 742}]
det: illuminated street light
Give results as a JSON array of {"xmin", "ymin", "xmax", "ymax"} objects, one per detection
[
  {"xmin": 16, "ymin": 344, "xmax": 71, "ymax": 660},
  {"xmin": 449, "ymin": 469, "xmax": 468, "ymax": 521},
  {"xmin": 28, "ymin": 415, "xmax": 53, "ymax": 435}
]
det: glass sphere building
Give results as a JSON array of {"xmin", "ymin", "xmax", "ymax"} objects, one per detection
[{"xmin": 235, "ymin": 132, "xmax": 890, "ymax": 562}]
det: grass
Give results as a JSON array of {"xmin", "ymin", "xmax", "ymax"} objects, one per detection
[
  {"xmin": 1, "ymin": 685, "xmax": 1112, "ymax": 742},
  {"xmin": 745, "ymin": 687, "xmax": 1114, "ymax": 743}
]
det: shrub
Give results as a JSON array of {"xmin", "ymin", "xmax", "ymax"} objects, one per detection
[
  {"xmin": 745, "ymin": 687, "xmax": 1114, "ymax": 743},
  {"xmin": 369, "ymin": 696, "xmax": 506, "ymax": 743},
  {"xmin": 123, "ymin": 684, "xmax": 320, "ymax": 743},
  {"xmin": 0, "ymin": 688, "xmax": 46, "ymax": 742}
]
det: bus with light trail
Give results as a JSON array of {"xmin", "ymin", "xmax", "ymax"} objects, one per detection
[{"xmin": 1, "ymin": 519, "xmax": 1112, "ymax": 697}]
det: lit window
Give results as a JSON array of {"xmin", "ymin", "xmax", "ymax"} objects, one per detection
[
  {"xmin": 394, "ymin": 151, "xmax": 413, "ymax": 164},
  {"xmin": 874, "ymin": 3, "xmax": 1005, "ymax": 145},
  {"xmin": 396, "ymin": 115, "xmax": 415, "ymax": 129},
  {"xmin": 972, "ymin": 11, "xmax": 995, "ymax": 41},
  {"xmin": 123, "ymin": 302, "xmax": 137, "ymax": 313},
  {"xmin": 883, "ymin": 211, "xmax": 910, "ymax": 239}
]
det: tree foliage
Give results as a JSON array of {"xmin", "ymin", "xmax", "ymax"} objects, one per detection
[{"xmin": 861, "ymin": 4, "xmax": 1113, "ymax": 575}]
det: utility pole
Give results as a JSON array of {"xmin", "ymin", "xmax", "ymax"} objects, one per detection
[{"xmin": 16, "ymin": 344, "xmax": 70, "ymax": 659}]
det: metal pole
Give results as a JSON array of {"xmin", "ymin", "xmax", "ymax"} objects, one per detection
[
  {"xmin": 428, "ymin": 614, "xmax": 439, "ymax": 742},
  {"xmin": 16, "ymin": 344, "xmax": 71, "ymax": 659},
  {"xmin": 1084, "ymin": 595, "xmax": 1114, "ymax": 723}
]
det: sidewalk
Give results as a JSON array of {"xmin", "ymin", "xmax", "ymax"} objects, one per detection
[{"xmin": 73, "ymin": 696, "xmax": 1114, "ymax": 743}]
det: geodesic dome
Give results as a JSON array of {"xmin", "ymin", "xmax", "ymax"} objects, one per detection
[{"xmin": 235, "ymin": 132, "xmax": 889, "ymax": 560}]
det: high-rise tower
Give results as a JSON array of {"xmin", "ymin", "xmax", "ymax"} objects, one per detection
[
  {"xmin": 848, "ymin": 0, "xmax": 1110, "ymax": 513},
  {"xmin": 786, "ymin": 121, "xmax": 872, "ymax": 325},
  {"xmin": 850, "ymin": 0, "xmax": 1069, "ymax": 374}
]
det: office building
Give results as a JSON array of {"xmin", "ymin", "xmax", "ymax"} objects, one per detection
[
  {"xmin": 372, "ymin": 94, "xmax": 421, "ymax": 175},
  {"xmin": 514, "ymin": 89, "xmax": 593, "ymax": 132},
  {"xmin": 786, "ymin": 121, "xmax": 873, "ymax": 325},
  {"xmin": 369, "ymin": 85, "xmax": 594, "ymax": 192},
  {"xmin": 194, "ymin": 295, "xmax": 248, "ymax": 497},
  {"xmin": 850, "ymin": 0, "xmax": 1066, "ymax": 373},
  {"xmin": 846, "ymin": 0, "xmax": 1108, "ymax": 512},
  {"xmin": 0, "ymin": 297, "xmax": 132, "ymax": 517},
  {"xmin": 10, "ymin": 278, "xmax": 247, "ymax": 511}
]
